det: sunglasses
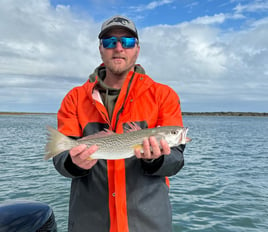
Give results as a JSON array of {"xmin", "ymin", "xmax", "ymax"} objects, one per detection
[{"xmin": 101, "ymin": 37, "xmax": 137, "ymax": 49}]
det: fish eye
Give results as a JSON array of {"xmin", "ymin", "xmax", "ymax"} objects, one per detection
[{"xmin": 171, "ymin": 130, "xmax": 178, "ymax": 135}]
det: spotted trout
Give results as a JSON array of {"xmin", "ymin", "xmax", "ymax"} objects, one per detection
[{"xmin": 44, "ymin": 123, "xmax": 190, "ymax": 160}]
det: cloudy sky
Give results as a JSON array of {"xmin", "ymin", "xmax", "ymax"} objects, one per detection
[{"xmin": 0, "ymin": 0, "xmax": 267, "ymax": 113}]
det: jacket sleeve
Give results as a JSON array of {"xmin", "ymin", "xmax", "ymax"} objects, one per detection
[
  {"xmin": 141, "ymin": 85, "xmax": 185, "ymax": 177},
  {"xmin": 53, "ymin": 151, "xmax": 90, "ymax": 178},
  {"xmin": 53, "ymin": 88, "xmax": 91, "ymax": 178}
]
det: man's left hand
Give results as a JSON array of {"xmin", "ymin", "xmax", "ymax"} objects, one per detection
[{"xmin": 134, "ymin": 136, "xmax": 171, "ymax": 160}]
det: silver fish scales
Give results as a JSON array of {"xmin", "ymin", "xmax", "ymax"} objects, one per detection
[{"xmin": 44, "ymin": 123, "xmax": 190, "ymax": 160}]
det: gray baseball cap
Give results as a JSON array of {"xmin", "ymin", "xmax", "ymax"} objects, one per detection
[{"xmin": 98, "ymin": 15, "xmax": 138, "ymax": 39}]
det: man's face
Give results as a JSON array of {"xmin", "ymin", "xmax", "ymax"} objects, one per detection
[{"xmin": 99, "ymin": 28, "xmax": 140, "ymax": 76}]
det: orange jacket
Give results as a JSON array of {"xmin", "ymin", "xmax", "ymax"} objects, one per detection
[{"xmin": 53, "ymin": 65, "xmax": 185, "ymax": 232}]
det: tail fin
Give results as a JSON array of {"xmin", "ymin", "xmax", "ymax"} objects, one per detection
[{"xmin": 44, "ymin": 126, "xmax": 75, "ymax": 160}]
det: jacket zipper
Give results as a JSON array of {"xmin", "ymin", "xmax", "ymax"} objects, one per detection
[{"xmin": 113, "ymin": 72, "xmax": 135, "ymax": 131}]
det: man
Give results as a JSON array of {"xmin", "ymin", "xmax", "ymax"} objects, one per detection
[{"xmin": 53, "ymin": 15, "xmax": 185, "ymax": 232}]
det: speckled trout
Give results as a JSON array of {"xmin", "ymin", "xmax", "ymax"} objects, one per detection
[{"xmin": 44, "ymin": 123, "xmax": 190, "ymax": 160}]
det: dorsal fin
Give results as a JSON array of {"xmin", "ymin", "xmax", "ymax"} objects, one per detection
[
  {"xmin": 78, "ymin": 129, "xmax": 115, "ymax": 141},
  {"xmin": 125, "ymin": 122, "xmax": 142, "ymax": 133}
]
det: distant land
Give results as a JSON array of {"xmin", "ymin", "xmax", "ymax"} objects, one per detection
[
  {"xmin": 183, "ymin": 112, "xmax": 268, "ymax": 117},
  {"xmin": 0, "ymin": 112, "xmax": 56, "ymax": 115},
  {"xmin": 0, "ymin": 112, "xmax": 267, "ymax": 117}
]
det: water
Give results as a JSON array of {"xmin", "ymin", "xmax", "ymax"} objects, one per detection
[{"xmin": 0, "ymin": 115, "xmax": 267, "ymax": 232}]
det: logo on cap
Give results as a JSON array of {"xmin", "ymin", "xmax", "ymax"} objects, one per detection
[{"xmin": 107, "ymin": 17, "xmax": 130, "ymax": 25}]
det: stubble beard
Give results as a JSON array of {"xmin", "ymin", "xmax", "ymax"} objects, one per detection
[
  {"xmin": 107, "ymin": 59, "xmax": 134, "ymax": 77},
  {"xmin": 108, "ymin": 65, "xmax": 131, "ymax": 77},
  {"xmin": 104, "ymin": 50, "xmax": 139, "ymax": 77}
]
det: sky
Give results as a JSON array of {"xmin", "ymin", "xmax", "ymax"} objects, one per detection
[{"xmin": 0, "ymin": 0, "xmax": 267, "ymax": 113}]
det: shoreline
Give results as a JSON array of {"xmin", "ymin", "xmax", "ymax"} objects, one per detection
[
  {"xmin": 0, "ymin": 112, "xmax": 267, "ymax": 117},
  {"xmin": 0, "ymin": 112, "xmax": 56, "ymax": 115},
  {"xmin": 183, "ymin": 112, "xmax": 268, "ymax": 117}
]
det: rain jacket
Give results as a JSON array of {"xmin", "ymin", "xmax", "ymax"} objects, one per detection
[{"xmin": 53, "ymin": 64, "xmax": 185, "ymax": 232}]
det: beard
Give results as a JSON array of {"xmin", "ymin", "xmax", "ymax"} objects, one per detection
[
  {"xmin": 102, "ymin": 49, "xmax": 139, "ymax": 77},
  {"xmin": 107, "ymin": 65, "xmax": 131, "ymax": 76}
]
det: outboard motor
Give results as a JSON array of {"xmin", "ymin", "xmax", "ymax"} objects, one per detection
[{"xmin": 0, "ymin": 200, "xmax": 57, "ymax": 232}]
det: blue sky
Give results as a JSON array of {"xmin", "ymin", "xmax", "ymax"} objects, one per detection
[{"xmin": 0, "ymin": 0, "xmax": 268, "ymax": 113}]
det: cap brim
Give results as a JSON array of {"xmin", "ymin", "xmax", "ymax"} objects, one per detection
[{"xmin": 98, "ymin": 26, "xmax": 138, "ymax": 39}]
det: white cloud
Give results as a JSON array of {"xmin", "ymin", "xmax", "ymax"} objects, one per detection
[
  {"xmin": 146, "ymin": 0, "xmax": 173, "ymax": 10},
  {"xmin": 139, "ymin": 23, "xmax": 227, "ymax": 81},
  {"xmin": 0, "ymin": 0, "xmax": 267, "ymax": 112},
  {"xmin": 185, "ymin": 1, "xmax": 199, "ymax": 10},
  {"xmin": 0, "ymin": 0, "xmax": 102, "ymax": 112},
  {"xmin": 0, "ymin": 0, "xmax": 101, "ymax": 78},
  {"xmin": 138, "ymin": 16, "xmax": 268, "ymax": 110},
  {"xmin": 130, "ymin": 0, "xmax": 174, "ymax": 12},
  {"xmin": 191, "ymin": 13, "xmax": 227, "ymax": 25},
  {"xmin": 234, "ymin": 1, "xmax": 268, "ymax": 13},
  {"xmin": 191, "ymin": 12, "xmax": 246, "ymax": 25}
]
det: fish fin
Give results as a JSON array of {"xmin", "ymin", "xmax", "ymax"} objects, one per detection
[
  {"xmin": 44, "ymin": 126, "xmax": 75, "ymax": 160},
  {"xmin": 125, "ymin": 122, "xmax": 142, "ymax": 133},
  {"xmin": 132, "ymin": 144, "xmax": 143, "ymax": 150},
  {"xmin": 78, "ymin": 129, "xmax": 115, "ymax": 141},
  {"xmin": 86, "ymin": 156, "xmax": 93, "ymax": 161},
  {"xmin": 186, "ymin": 137, "xmax": 192, "ymax": 143}
]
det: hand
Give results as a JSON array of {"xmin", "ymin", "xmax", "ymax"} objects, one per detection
[
  {"xmin": 69, "ymin": 144, "xmax": 98, "ymax": 170},
  {"xmin": 134, "ymin": 136, "xmax": 171, "ymax": 160}
]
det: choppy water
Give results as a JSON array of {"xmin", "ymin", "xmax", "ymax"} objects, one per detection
[{"xmin": 0, "ymin": 115, "xmax": 267, "ymax": 232}]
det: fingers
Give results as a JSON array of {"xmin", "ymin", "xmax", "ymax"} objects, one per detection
[
  {"xmin": 146, "ymin": 137, "xmax": 161, "ymax": 158},
  {"xmin": 134, "ymin": 137, "xmax": 171, "ymax": 160},
  {"xmin": 70, "ymin": 144, "xmax": 87, "ymax": 157},
  {"xmin": 70, "ymin": 144, "xmax": 98, "ymax": 170},
  {"xmin": 160, "ymin": 139, "xmax": 171, "ymax": 155}
]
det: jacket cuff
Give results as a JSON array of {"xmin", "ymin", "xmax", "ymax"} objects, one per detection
[
  {"xmin": 141, "ymin": 156, "xmax": 164, "ymax": 174},
  {"xmin": 53, "ymin": 151, "xmax": 90, "ymax": 178},
  {"xmin": 141, "ymin": 144, "xmax": 185, "ymax": 176},
  {"xmin": 64, "ymin": 154, "xmax": 90, "ymax": 177}
]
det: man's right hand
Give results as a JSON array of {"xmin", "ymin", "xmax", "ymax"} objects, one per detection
[{"xmin": 69, "ymin": 144, "xmax": 98, "ymax": 170}]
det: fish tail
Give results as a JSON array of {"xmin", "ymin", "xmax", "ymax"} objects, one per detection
[{"xmin": 44, "ymin": 126, "xmax": 75, "ymax": 160}]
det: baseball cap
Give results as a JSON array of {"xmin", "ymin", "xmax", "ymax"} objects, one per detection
[{"xmin": 98, "ymin": 15, "xmax": 138, "ymax": 39}]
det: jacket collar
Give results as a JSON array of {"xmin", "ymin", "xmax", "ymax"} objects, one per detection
[
  {"xmin": 85, "ymin": 64, "xmax": 154, "ymax": 100},
  {"xmin": 88, "ymin": 64, "xmax": 146, "ymax": 83}
]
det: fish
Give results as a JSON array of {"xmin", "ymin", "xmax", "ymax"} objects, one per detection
[{"xmin": 44, "ymin": 123, "xmax": 191, "ymax": 160}]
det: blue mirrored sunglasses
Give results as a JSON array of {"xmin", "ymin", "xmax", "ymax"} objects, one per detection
[{"xmin": 101, "ymin": 37, "xmax": 137, "ymax": 49}]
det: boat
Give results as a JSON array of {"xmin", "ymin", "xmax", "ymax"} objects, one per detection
[{"xmin": 0, "ymin": 200, "xmax": 57, "ymax": 231}]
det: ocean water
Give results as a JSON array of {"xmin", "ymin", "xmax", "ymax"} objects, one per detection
[{"xmin": 0, "ymin": 115, "xmax": 267, "ymax": 232}]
